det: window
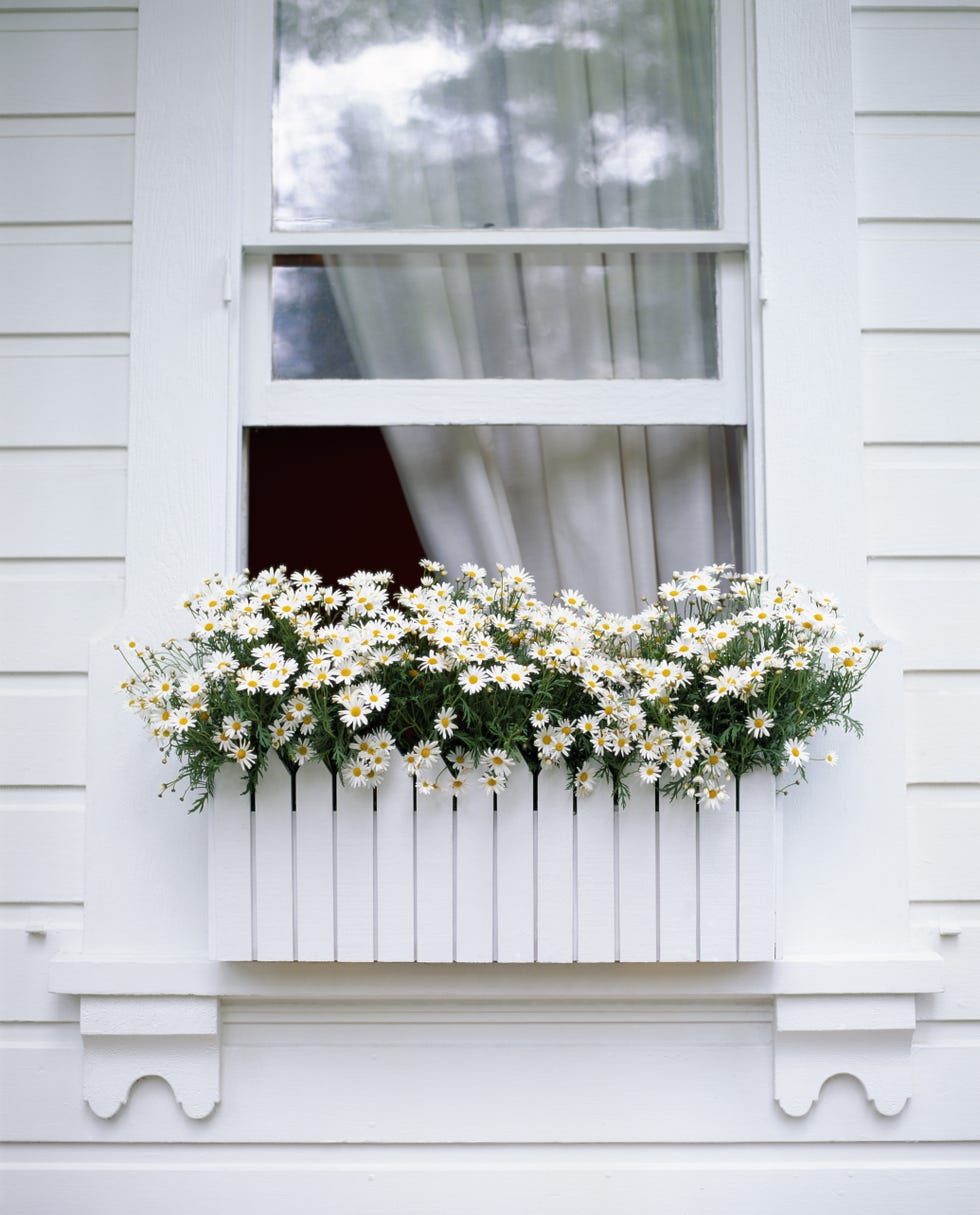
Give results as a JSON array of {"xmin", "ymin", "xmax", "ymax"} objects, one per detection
[{"xmin": 240, "ymin": 0, "xmax": 753, "ymax": 606}]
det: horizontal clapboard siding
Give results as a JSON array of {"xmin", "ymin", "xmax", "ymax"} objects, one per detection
[
  {"xmin": 856, "ymin": 123, "xmax": 980, "ymax": 221},
  {"xmin": 862, "ymin": 334, "xmax": 980, "ymax": 444},
  {"xmin": 0, "ymin": 449, "xmax": 127, "ymax": 558},
  {"xmin": 0, "ymin": 134, "xmax": 134, "ymax": 223},
  {"xmin": 0, "ymin": 29, "xmax": 137, "ymax": 115},
  {"xmin": 867, "ymin": 558, "xmax": 980, "ymax": 670},
  {"xmin": 0, "ymin": 244, "xmax": 131, "ymax": 334},
  {"xmin": 0, "ymin": 353, "xmax": 129, "ymax": 447},
  {"xmin": 864, "ymin": 448, "xmax": 980, "ymax": 558},
  {"xmin": 1, "ymin": 28, "xmax": 135, "ymax": 1204},
  {"xmin": 852, "ymin": 19, "xmax": 980, "ymax": 113},
  {"xmin": 908, "ymin": 785, "xmax": 980, "ymax": 901},
  {"xmin": 854, "ymin": 5, "xmax": 980, "ymax": 1051}
]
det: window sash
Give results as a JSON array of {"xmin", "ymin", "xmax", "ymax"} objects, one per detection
[{"xmin": 241, "ymin": 0, "xmax": 750, "ymax": 245}]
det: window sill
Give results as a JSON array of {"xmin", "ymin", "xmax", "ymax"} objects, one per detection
[{"xmin": 50, "ymin": 950, "xmax": 942, "ymax": 1121}]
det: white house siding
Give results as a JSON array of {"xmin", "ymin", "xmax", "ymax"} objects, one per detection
[
  {"xmin": 0, "ymin": 0, "xmax": 134, "ymax": 1181},
  {"xmin": 4, "ymin": 4, "xmax": 980, "ymax": 1212},
  {"xmin": 854, "ymin": 0, "xmax": 980, "ymax": 1049}
]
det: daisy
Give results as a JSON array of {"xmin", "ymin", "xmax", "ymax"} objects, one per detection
[
  {"xmin": 433, "ymin": 706, "xmax": 457, "ymax": 738},
  {"xmin": 458, "ymin": 665, "xmax": 489, "ymax": 694},
  {"xmin": 784, "ymin": 737, "xmax": 810, "ymax": 768},
  {"xmin": 745, "ymin": 710, "xmax": 775, "ymax": 738}
]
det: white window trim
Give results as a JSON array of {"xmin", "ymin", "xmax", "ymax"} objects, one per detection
[
  {"xmin": 239, "ymin": 0, "xmax": 751, "ymax": 436},
  {"xmin": 53, "ymin": 0, "xmax": 940, "ymax": 1123}
]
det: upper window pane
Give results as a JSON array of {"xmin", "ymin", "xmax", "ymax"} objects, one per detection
[{"xmin": 273, "ymin": 0, "xmax": 718, "ymax": 230}]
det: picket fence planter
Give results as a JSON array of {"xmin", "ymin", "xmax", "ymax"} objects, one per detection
[{"xmin": 209, "ymin": 762, "xmax": 780, "ymax": 963}]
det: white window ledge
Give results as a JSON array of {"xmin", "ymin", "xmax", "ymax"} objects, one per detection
[{"xmin": 51, "ymin": 952, "xmax": 942, "ymax": 1121}]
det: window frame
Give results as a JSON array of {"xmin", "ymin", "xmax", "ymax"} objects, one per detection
[
  {"xmin": 238, "ymin": 0, "xmax": 755, "ymax": 447},
  {"xmin": 74, "ymin": 0, "xmax": 916, "ymax": 976}
]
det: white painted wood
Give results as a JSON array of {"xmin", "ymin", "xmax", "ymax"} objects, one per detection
[
  {"xmin": 905, "ymin": 674, "xmax": 980, "ymax": 784},
  {"xmin": 0, "ymin": 355, "xmax": 129, "ymax": 447},
  {"xmin": 494, "ymin": 761, "xmax": 534, "ymax": 963},
  {"xmin": 575, "ymin": 790, "xmax": 616, "ymax": 963},
  {"xmin": 415, "ymin": 782, "xmax": 454, "ymax": 963},
  {"xmin": 7, "ymin": 1162, "xmax": 980, "ymax": 1215},
  {"xmin": 859, "ymin": 236, "xmax": 980, "ymax": 331},
  {"xmin": 866, "ymin": 466, "xmax": 980, "ymax": 556},
  {"xmin": 912, "ymin": 917, "xmax": 980, "ymax": 1022},
  {"xmin": 908, "ymin": 788, "xmax": 980, "ymax": 901},
  {"xmin": 657, "ymin": 793, "xmax": 697, "ymax": 962},
  {"xmin": 0, "ymin": 135, "xmax": 133, "ymax": 224},
  {"xmin": 0, "ymin": 30, "xmax": 137, "ymax": 115},
  {"xmin": 0, "ymin": 919, "xmax": 81, "ymax": 1021},
  {"xmin": 617, "ymin": 780, "xmax": 658, "ymax": 962},
  {"xmin": 0, "ymin": 681, "xmax": 86, "ymax": 785},
  {"xmin": 453, "ymin": 775, "xmax": 494, "ymax": 963},
  {"xmin": 246, "ymin": 229, "xmax": 749, "ymax": 251},
  {"xmin": 252, "ymin": 758, "xmax": 294, "ymax": 962},
  {"xmin": 333, "ymin": 777, "xmax": 375, "ymax": 961},
  {"xmin": 0, "ymin": 808, "xmax": 84, "ymax": 903},
  {"xmin": 0, "ymin": 244, "xmax": 131, "ymax": 334},
  {"xmin": 0, "ymin": 452, "xmax": 126, "ymax": 557},
  {"xmin": 856, "ymin": 132, "xmax": 980, "ymax": 220},
  {"xmin": 853, "ymin": 25, "xmax": 980, "ymax": 113},
  {"xmin": 738, "ymin": 772, "xmax": 779, "ymax": 962},
  {"xmin": 0, "ymin": 576, "xmax": 123, "ymax": 672},
  {"xmin": 534, "ymin": 766, "xmax": 574, "ymax": 963},
  {"xmin": 868, "ymin": 558, "xmax": 980, "ymax": 669},
  {"xmin": 293, "ymin": 763, "xmax": 334, "ymax": 961},
  {"xmin": 862, "ymin": 334, "xmax": 980, "ymax": 444},
  {"xmin": 698, "ymin": 802, "xmax": 738, "ymax": 962},
  {"xmin": 246, "ymin": 378, "xmax": 743, "ymax": 429},
  {"xmin": 374, "ymin": 770, "xmax": 415, "ymax": 962},
  {"xmin": 0, "ymin": 10, "xmax": 137, "ymax": 31},
  {"xmin": 208, "ymin": 771, "xmax": 252, "ymax": 962}
]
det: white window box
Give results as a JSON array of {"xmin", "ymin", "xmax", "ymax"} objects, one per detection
[{"xmin": 209, "ymin": 765, "xmax": 780, "ymax": 964}]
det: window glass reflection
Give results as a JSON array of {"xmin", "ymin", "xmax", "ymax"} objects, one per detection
[
  {"xmin": 274, "ymin": 0, "xmax": 717, "ymax": 230},
  {"xmin": 272, "ymin": 251, "xmax": 717, "ymax": 379}
]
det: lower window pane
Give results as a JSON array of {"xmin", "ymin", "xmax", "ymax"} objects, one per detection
[{"xmin": 272, "ymin": 251, "xmax": 717, "ymax": 381}]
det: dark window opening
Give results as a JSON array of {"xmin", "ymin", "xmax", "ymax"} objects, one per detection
[{"xmin": 247, "ymin": 426, "xmax": 427, "ymax": 590}]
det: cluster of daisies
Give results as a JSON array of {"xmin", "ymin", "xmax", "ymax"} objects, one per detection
[{"xmin": 119, "ymin": 561, "xmax": 879, "ymax": 812}]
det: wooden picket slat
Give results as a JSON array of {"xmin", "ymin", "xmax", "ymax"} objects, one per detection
[
  {"xmin": 737, "ymin": 771, "xmax": 778, "ymax": 961},
  {"xmin": 415, "ymin": 782, "xmax": 454, "ymax": 963},
  {"xmin": 658, "ymin": 792, "xmax": 698, "ymax": 962},
  {"xmin": 208, "ymin": 770, "xmax": 252, "ymax": 961},
  {"xmin": 535, "ymin": 766, "xmax": 574, "ymax": 963},
  {"xmin": 494, "ymin": 762, "xmax": 535, "ymax": 963},
  {"xmin": 333, "ymin": 777, "xmax": 375, "ymax": 961},
  {"xmin": 253, "ymin": 758, "xmax": 294, "ymax": 961},
  {"xmin": 294, "ymin": 763, "xmax": 334, "ymax": 961},
  {"xmin": 617, "ymin": 780, "xmax": 658, "ymax": 962},
  {"xmin": 375, "ymin": 770, "xmax": 415, "ymax": 962},
  {"xmin": 208, "ymin": 762, "xmax": 779, "ymax": 964},
  {"xmin": 454, "ymin": 777, "xmax": 494, "ymax": 963},
  {"xmin": 697, "ymin": 801, "xmax": 738, "ymax": 962},
  {"xmin": 575, "ymin": 791, "xmax": 616, "ymax": 963}
]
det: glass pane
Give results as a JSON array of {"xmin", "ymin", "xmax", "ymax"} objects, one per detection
[
  {"xmin": 274, "ymin": 0, "xmax": 717, "ymax": 230},
  {"xmin": 273, "ymin": 251, "xmax": 717, "ymax": 379}
]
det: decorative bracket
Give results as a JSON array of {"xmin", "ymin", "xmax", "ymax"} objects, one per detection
[
  {"xmin": 80, "ymin": 995, "xmax": 220, "ymax": 1119},
  {"xmin": 773, "ymin": 994, "xmax": 916, "ymax": 1117}
]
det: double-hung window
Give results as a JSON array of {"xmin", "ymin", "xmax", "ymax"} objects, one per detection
[{"xmin": 241, "ymin": 0, "xmax": 754, "ymax": 607}]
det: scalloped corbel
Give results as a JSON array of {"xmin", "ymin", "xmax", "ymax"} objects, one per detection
[
  {"xmin": 80, "ymin": 995, "xmax": 220, "ymax": 1119},
  {"xmin": 773, "ymin": 994, "xmax": 915, "ymax": 1117}
]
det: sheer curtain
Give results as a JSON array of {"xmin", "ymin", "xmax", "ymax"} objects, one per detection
[{"xmin": 276, "ymin": 0, "xmax": 739, "ymax": 609}]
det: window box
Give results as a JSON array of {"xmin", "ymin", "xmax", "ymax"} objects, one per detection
[{"xmin": 209, "ymin": 764, "xmax": 779, "ymax": 963}]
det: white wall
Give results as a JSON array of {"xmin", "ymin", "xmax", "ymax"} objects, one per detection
[
  {"xmin": 2, "ymin": 3, "xmax": 979, "ymax": 1211},
  {"xmin": 0, "ymin": 0, "xmax": 133, "ymax": 1061},
  {"xmin": 853, "ymin": 0, "xmax": 980, "ymax": 1030}
]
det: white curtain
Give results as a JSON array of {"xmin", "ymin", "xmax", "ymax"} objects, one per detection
[{"xmin": 280, "ymin": 0, "xmax": 738, "ymax": 608}]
